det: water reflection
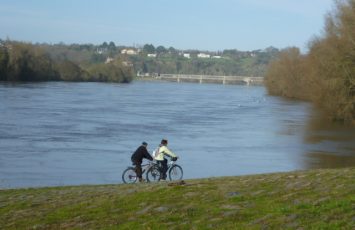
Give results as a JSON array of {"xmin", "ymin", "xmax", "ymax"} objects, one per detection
[
  {"xmin": 303, "ymin": 108, "xmax": 355, "ymax": 169},
  {"xmin": 306, "ymin": 151, "xmax": 355, "ymax": 169}
]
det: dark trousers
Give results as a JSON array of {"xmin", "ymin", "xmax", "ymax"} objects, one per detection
[
  {"xmin": 157, "ymin": 159, "xmax": 168, "ymax": 180},
  {"xmin": 132, "ymin": 161, "xmax": 143, "ymax": 180}
]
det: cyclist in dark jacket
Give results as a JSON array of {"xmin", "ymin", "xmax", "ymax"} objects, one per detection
[{"xmin": 131, "ymin": 142, "xmax": 153, "ymax": 182}]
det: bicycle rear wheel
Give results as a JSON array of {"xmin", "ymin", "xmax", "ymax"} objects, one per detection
[
  {"xmin": 168, "ymin": 164, "xmax": 183, "ymax": 181},
  {"xmin": 122, "ymin": 167, "xmax": 137, "ymax": 184},
  {"xmin": 146, "ymin": 165, "xmax": 161, "ymax": 182}
]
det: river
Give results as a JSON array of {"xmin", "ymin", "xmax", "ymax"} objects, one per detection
[{"xmin": 1, "ymin": 81, "xmax": 354, "ymax": 188}]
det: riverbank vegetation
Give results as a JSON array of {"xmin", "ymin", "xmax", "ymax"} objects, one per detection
[
  {"xmin": 0, "ymin": 167, "xmax": 353, "ymax": 229},
  {"xmin": 0, "ymin": 41, "xmax": 133, "ymax": 83},
  {"xmin": 265, "ymin": 0, "xmax": 355, "ymax": 124},
  {"xmin": 131, "ymin": 46, "xmax": 278, "ymax": 77},
  {"xmin": 0, "ymin": 39, "xmax": 279, "ymax": 83}
]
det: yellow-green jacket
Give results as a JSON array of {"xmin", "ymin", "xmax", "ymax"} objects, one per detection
[{"xmin": 154, "ymin": 145, "xmax": 177, "ymax": 161}]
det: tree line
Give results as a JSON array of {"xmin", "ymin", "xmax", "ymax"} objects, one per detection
[
  {"xmin": 0, "ymin": 39, "xmax": 278, "ymax": 83},
  {"xmin": 0, "ymin": 41, "xmax": 134, "ymax": 83},
  {"xmin": 265, "ymin": 0, "xmax": 355, "ymax": 124},
  {"xmin": 135, "ymin": 45, "xmax": 278, "ymax": 77},
  {"xmin": 38, "ymin": 42, "xmax": 279, "ymax": 78}
]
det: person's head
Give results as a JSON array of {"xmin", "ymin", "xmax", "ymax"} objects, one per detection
[
  {"xmin": 161, "ymin": 139, "xmax": 168, "ymax": 146},
  {"xmin": 142, "ymin": 142, "xmax": 148, "ymax": 147}
]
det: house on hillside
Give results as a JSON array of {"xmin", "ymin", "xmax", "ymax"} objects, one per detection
[
  {"xmin": 121, "ymin": 49, "xmax": 138, "ymax": 55},
  {"xmin": 96, "ymin": 48, "xmax": 107, "ymax": 54},
  {"xmin": 147, "ymin": 53, "xmax": 157, "ymax": 57},
  {"xmin": 122, "ymin": 61, "xmax": 133, "ymax": 67},
  {"xmin": 105, "ymin": 57, "xmax": 114, "ymax": 64},
  {"xmin": 183, "ymin": 53, "xmax": 190, "ymax": 59},
  {"xmin": 197, "ymin": 53, "xmax": 210, "ymax": 58}
]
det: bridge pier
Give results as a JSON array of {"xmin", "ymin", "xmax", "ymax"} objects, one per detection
[{"xmin": 244, "ymin": 77, "xmax": 251, "ymax": 86}]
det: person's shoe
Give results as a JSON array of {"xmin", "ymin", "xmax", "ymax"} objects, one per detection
[
  {"xmin": 138, "ymin": 178, "xmax": 145, "ymax": 183},
  {"xmin": 159, "ymin": 179, "xmax": 167, "ymax": 182}
]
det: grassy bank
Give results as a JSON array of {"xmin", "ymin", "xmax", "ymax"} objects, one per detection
[{"xmin": 1, "ymin": 168, "xmax": 354, "ymax": 229}]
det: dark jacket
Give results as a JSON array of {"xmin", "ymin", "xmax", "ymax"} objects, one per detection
[{"xmin": 131, "ymin": 145, "xmax": 153, "ymax": 164}]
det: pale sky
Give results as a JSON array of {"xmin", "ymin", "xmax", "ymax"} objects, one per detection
[{"xmin": 0, "ymin": 0, "xmax": 334, "ymax": 51}]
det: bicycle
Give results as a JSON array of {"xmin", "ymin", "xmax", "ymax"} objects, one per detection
[
  {"xmin": 121, "ymin": 161, "xmax": 155, "ymax": 184},
  {"xmin": 146, "ymin": 159, "xmax": 183, "ymax": 182},
  {"xmin": 122, "ymin": 159, "xmax": 183, "ymax": 184}
]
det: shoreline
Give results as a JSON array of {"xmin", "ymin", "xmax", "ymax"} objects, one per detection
[
  {"xmin": 0, "ymin": 167, "xmax": 353, "ymax": 191},
  {"xmin": 1, "ymin": 167, "xmax": 354, "ymax": 229}
]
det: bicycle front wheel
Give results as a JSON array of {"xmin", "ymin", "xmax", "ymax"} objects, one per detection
[
  {"xmin": 146, "ymin": 165, "xmax": 161, "ymax": 182},
  {"xmin": 168, "ymin": 164, "xmax": 183, "ymax": 181},
  {"xmin": 122, "ymin": 167, "xmax": 137, "ymax": 184}
]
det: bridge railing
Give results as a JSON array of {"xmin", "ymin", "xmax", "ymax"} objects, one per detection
[
  {"xmin": 139, "ymin": 73, "xmax": 263, "ymax": 84},
  {"xmin": 158, "ymin": 74, "xmax": 262, "ymax": 80}
]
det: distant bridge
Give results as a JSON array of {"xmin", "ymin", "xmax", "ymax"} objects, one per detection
[{"xmin": 139, "ymin": 73, "xmax": 263, "ymax": 85}]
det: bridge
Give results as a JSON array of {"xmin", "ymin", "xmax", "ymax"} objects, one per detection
[{"xmin": 139, "ymin": 73, "xmax": 263, "ymax": 85}]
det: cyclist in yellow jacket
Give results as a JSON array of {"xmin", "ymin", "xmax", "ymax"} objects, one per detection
[{"xmin": 155, "ymin": 139, "xmax": 178, "ymax": 181}]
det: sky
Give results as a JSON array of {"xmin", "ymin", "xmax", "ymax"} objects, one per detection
[{"xmin": 0, "ymin": 0, "xmax": 335, "ymax": 52}]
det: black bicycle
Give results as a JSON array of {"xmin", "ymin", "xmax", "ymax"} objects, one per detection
[
  {"xmin": 146, "ymin": 159, "xmax": 183, "ymax": 182},
  {"xmin": 121, "ymin": 161, "xmax": 154, "ymax": 184},
  {"xmin": 122, "ymin": 159, "xmax": 183, "ymax": 184}
]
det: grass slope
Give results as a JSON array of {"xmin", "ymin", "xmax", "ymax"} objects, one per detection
[{"xmin": 1, "ymin": 168, "xmax": 354, "ymax": 229}]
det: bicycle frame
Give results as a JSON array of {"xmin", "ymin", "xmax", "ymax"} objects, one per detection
[
  {"xmin": 140, "ymin": 161, "xmax": 155, "ymax": 174},
  {"xmin": 167, "ymin": 160, "xmax": 176, "ymax": 169}
]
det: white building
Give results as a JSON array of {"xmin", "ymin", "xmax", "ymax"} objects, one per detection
[
  {"xmin": 212, "ymin": 56, "xmax": 222, "ymax": 59},
  {"xmin": 197, "ymin": 53, "xmax": 210, "ymax": 58},
  {"xmin": 147, "ymin": 53, "xmax": 157, "ymax": 57},
  {"xmin": 183, "ymin": 53, "xmax": 190, "ymax": 59},
  {"xmin": 122, "ymin": 61, "xmax": 133, "ymax": 67},
  {"xmin": 105, "ymin": 57, "xmax": 114, "ymax": 64},
  {"xmin": 121, "ymin": 49, "xmax": 138, "ymax": 55},
  {"xmin": 96, "ymin": 48, "xmax": 105, "ymax": 54}
]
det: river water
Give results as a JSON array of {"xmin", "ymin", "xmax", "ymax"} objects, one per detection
[{"xmin": 1, "ymin": 81, "xmax": 354, "ymax": 188}]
